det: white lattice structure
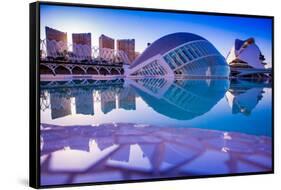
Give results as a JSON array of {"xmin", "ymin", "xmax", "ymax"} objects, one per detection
[
  {"xmin": 72, "ymin": 43, "xmax": 92, "ymax": 61},
  {"xmin": 45, "ymin": 39, "xmax": 68, "ymax": 58},
  {"xmin": 40, "ymin": 62, "xmax": 124, "ymax": 76},
  {"xmin": 40, "ymin": 39, "xmax": 130, "ymax": 64}
]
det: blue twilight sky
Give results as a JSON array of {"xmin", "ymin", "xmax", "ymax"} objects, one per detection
[{"xmin": 40, "ymin": 4, "xmax": 273, "ymax": 66}]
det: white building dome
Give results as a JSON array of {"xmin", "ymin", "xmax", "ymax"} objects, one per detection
[{"xmin": 128, "ymin": 32, "xmax": 229, "ymax": 78}]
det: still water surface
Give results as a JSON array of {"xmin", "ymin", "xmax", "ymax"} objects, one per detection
[{"xmin": 40, "ymin": 78, "xmax": 272, "ymax": 185}]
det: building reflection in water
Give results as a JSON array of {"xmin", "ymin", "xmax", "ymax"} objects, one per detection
[
  {"xmin": 49, "ymin": 92, "xmax": 72, "ymax": 119},
  {"xmin": 100, "ymin": 89, "xmax": 117, "ymax": 114},
  {"xmin": 118, "ymin": 87, "xmax": 136, "ymax": 110},
  {"xmin": 40, "ymin": 78, "xmax": 272, "ymax": 186},
  {"xmin": 47, "ymin": 88, "xmax": 95, "ymax": 119},
  {"xmin": 128, "ymin": 78, "xmax": 229, "ymax": 120},
  {"xmin": 41, "ymin": 78, "xmax": 230, "ymax": 121},
  {"xmin": 40, "ymin": 79, "xmax": 137, "ymax": 119},
  {"xmin": 225, "ymin": 79, "xmax": 267, "ymax": 115},
  {"xmin": 74, "ymin": 89, "xmax": 94, "ymax": 115}
]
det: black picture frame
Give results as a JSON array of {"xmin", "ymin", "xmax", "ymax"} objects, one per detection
[{"xmin": 29, "ymin": 1, "xmax": 274, "ymax": 188}]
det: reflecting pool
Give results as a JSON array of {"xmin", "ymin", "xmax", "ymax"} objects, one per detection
[{"xmin": 40, "ymin": 78, "xmax": 272, "ymax": 186}]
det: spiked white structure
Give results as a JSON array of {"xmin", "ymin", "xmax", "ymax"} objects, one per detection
[{"xmin": 226, "ymin": 38, "xmax": 266, "ymax": 69}]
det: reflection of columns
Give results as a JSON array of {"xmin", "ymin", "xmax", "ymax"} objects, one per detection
[
  {"xmin": 75, "ymin": 90, "xmax": 94, "ymax": 115},
  {"xmin": 126, "ymin": 77, "xmax": 173, "ymax": 98},
  {"xmin": 100, "ymin": 90, "xmax": 117, "ymax": 114},
  {"xmin": 50, "ymin": 93, "xmax": 71, "ymax": 119},
  {"xmin": 118, "ymin": 88, "xmax": 136, "ymax": 110}
]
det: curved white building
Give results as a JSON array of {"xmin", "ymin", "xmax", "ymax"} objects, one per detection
[
  {"xmin": 226, "ymin": 38, "xmax": 266, "ymax": 69},
  {"xmin": 127, "ymin": 32, "xmax": 229, "ymax": 78}
]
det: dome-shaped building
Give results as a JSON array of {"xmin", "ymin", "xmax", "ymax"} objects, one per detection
[{"xmin": 127, "ymin": 32, "xmax": 229, "ymax": 78}]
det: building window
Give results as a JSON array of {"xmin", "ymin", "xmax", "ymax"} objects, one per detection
[
  {"xmin": 175, "ymin": 49, "xmax": 187, "ymax": 63},
  {"xmin": 190, "ymin": 43, "xmax": 203, "ymax": 57},
  {"xmin": 164, "ymin": 55, "xmax": 176, "ymax": 69},
  {"xmin": 133, "ymin": 60, "xmax": 168, "ymax": 76},
  {"xmin": 169, "ymin": 52, "xmax": 182, "ymax": 67},
  {"xmin": 180, "ymin": 47, "xmax": 193, "ymax": 61}
]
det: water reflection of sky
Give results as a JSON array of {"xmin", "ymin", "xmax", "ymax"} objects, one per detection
[{"xmin": 41, "ymin": 79, "xmax": 272, "ymax": 136}]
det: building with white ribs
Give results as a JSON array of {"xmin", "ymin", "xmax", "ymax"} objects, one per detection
[{"xmin": 127, "ymin": 32, "xmax": 229, "ymax": 78}]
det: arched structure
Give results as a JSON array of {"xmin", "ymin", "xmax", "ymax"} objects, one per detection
[
  {"xmin": 55, "ymin": 65, "xmax": 71, "ymax": 75},
  {"xmin": 40, "ymin": 64, "xmax": 54, "ymax": 75},
  {"xmin": 127, "ymin": 32, "xmax": 229, "ymax": 78},
  {"xmin": 40, "ymin": 62, "xmax": 124, "ymax": 76}
]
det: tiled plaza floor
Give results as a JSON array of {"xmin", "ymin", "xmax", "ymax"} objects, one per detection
[{"xmin": 40, "ymin": 123, "xmax": 272, "ymax": 186}]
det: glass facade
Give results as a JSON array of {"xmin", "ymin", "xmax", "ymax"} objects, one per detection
[
  {"xmin": 132, "ymin": 60, "xmax": 167, "ymax": 76},
  {"xmin": 136, "ymin": 78, "xmax": 168, "ymax": 94},
  {"xmin": 162, "ymin": 40, "xmax": 229, "ymax": 77},
  {"xmin": 130, "ymin": 37, "xmax": 229, "ymax": 78}
]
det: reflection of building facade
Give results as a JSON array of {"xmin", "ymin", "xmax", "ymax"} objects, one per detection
[
  {"xmin": 118, "ymin": 88, "xmax": 136, "ymax": 110},
  {"xmin": 127, "ymin": 32, "xmax": 229, "ymax": 78},
  {"xmin": 117, "ymin": 39, "xmax": 135, "ymax": 64},
  {"xmin": 100, "ymin": 90, "xmax": 117, "ymax": 114},
  {"xmin": 99, "ymin": 34, "xmax": 115, "ymax": 61},
  {"xmin": 129, "ymin": 78, "xmax": 229, "ymax": 120},
  {"xmin": 45, "ymin": 27, "xmax": 68, "ymax": 58},
  {"xmin": 225, "ymin": 80, "xmax": 265, "ymax": 115},
  {"xmin": 50, "ymin": 93, "xmax": 71, "ymax": 119},
  {"xmin": 72, "ymin": 33, "xmax": 92, "ymax": 61},
  {"xmin": 75, "ymin": 90, "xmax": 94, "ymax": 115}
]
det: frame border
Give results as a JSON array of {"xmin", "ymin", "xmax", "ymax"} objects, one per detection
[
  {"xmin": 29, "ymin": 1, "xmax": 274, "ymax": 189},
  {"xmin": 30, "ymin": 2, "xmax": 41, "ymax": 188}
]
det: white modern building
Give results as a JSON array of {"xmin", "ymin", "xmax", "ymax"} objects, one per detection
[
  {"xmin": 127, "ymin": 32, "xmax": 229, "ymax": 78},
  {"xmin": 226, "ymin": 38, "xmax": 266, "ymax": 69}
]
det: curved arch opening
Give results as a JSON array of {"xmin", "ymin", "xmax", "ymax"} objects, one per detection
[
  {"xmin": 99, "ymin": 68, "xmax": 110, "ymax": 75},
  {"xmin": 110, "ymin": 68, "xmax": 120, "ymax": 75},
  {"xmin": 55, "ymin": 66, "xmax": 71, "ymax": 75},
  {"xmin": 40, "ymin": 65, "xmax": 54, "ymax": 75},
  {"xmin": 72, "ymin": 66, "xmax": 85, "ymax": 75},
  {"xmin": 87, "ymin": 67, "xmax": 99, "ymax": 75}
]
